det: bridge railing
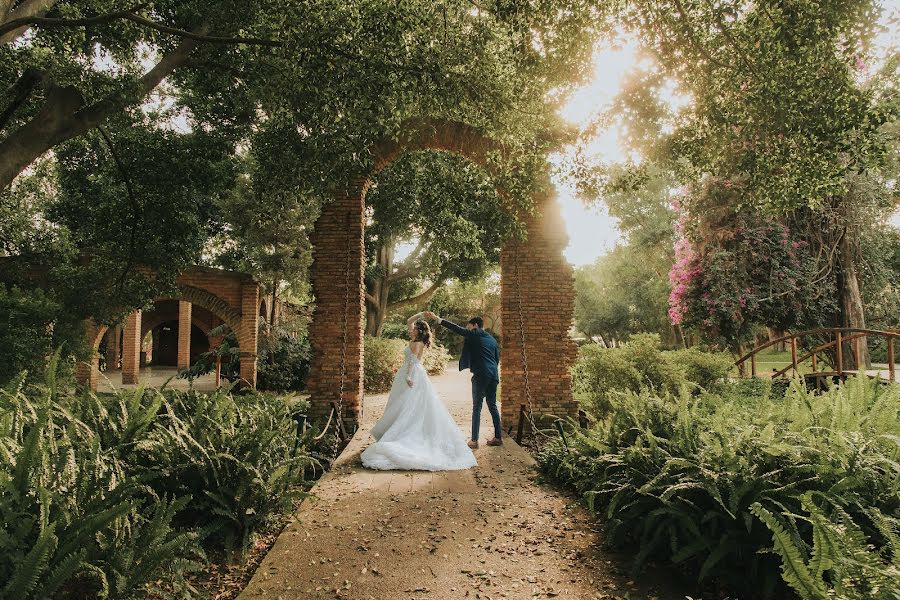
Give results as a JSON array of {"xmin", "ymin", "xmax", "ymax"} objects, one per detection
[{"xmin": 734, "ymin": 328, "xmax": 900, "ymax": 382}]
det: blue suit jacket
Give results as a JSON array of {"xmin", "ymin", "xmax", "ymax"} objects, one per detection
[{"xmin": 440, "ymin": 320, "xmax": 500, "ymax": 383}]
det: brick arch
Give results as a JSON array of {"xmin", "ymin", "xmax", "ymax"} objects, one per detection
[
  {"xmin": 76, "ymin": 279, "xmax": 259, "ymax": 391},
  {"xmin": 171, "ymin": 285, "xmax": 243, "ymax": 335},
  {"xmin": 307, "ymin": 118, "xmax": 577, "ymax": 432}
]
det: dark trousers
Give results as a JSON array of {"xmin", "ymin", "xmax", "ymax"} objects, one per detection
[{"xmin": 471, "ymin": 375, "xmax": 501, "ymax": 440}]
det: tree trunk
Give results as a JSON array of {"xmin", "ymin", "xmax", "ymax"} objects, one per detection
[
  {"xmin": 365, "ymin": 238, "xmax": 394, "ymax": 337},
  {"xmin": 836, "ymin": 228, "xmax": 870, "ymax": 370},
  {"xmin": 270, "ymin": 281, "xmax": 277, "ymax": 327},
  {"xmin": 672, "ymin": 324, "xmax": 686, "ymax": 349}
]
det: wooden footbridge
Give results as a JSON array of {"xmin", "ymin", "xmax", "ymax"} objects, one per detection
[{"xmin": 735, "ymin": 328, "xmax": 900, "ymax": 386}]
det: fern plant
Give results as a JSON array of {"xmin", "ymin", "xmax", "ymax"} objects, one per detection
[
  {"xmin": 753, "ymin": 493, "xmax": 900, "ymax": 600},
  {"xmin": 538, "ymin": 374, "xmax": 900, "ymax": 598}
]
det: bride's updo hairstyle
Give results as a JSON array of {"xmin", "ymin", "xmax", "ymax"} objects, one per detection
[{"xmin": 414, "ymin": 320, "xmax": 433, "ymax": 347}]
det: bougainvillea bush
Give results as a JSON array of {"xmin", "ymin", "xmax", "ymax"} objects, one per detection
[{"xmin": 668, "ymin": 182, "xmax": 836, "ymax": 351}]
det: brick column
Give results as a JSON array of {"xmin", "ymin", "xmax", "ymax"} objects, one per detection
[
  {"xmin": 238, "ymin": 282, "xmax": 259, "ymax": 387},
  {"xmin": 104, "ymin": 325, "xmax": 121, "ymax": 370},
  {"xmin": 122, "ymin": 310, "xmax": 142, "ymax": 385},
  {"xmin": 500, "ymin": 193, "xmax": 578, "ymax": 432},
  {"xmin": 177, "ymin": 300, "xmax": 192, "ymax": 370},
  {"xmin": 307, "ymin": 180, "xmax": 368, "ymax": 429},
  {"xmin": 75, "ymin": 320, "xmax": 103, "ymax": 391}
]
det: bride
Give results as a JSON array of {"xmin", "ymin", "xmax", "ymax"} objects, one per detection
[{"xmin": 360, "ymin": 312, "xmax": 477, "ymax": 471}]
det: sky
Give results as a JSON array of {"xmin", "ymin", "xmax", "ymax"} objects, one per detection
[{"xmin": 555, "ymin": 3, "xmax": 900, "ymax": 267}]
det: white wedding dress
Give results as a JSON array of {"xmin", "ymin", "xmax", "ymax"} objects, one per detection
[{"xmin": 361, "ymin": 346, "xmax": 477, "ymax": 471}]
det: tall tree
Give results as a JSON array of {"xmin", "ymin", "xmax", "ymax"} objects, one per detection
[
  {"xmin": 210, "ymin": 123, "xmax": 317, "ymax": 325},
  {"xmin": 622, "ymin": 0, "xmax": 895, "ymax": 363},
  {"xmin": 364, "ymin": 150, "xmax": 514, "ymax": 336}
]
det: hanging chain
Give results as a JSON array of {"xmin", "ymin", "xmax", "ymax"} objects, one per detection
[
  {"xmin": 332, "ymin": 210, "xmax": 353, "ymax": 459},
  {"xmin": 511, "ymin": 240, "xmax": 548, "ymax": 451}
]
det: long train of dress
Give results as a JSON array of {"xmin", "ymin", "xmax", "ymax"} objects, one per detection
[{"xmin": 361, "ymin": 347, "xmax": 477, "ymax": 471}]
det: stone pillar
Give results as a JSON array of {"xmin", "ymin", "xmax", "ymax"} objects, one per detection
[
  {"xmin": 500, "ymin": 193, "xmax": 578, "ymax": 432},
  {"xmin": 122, "ymin": 310, "xmax": 142, "ymax": 385},
  {"xmin": 238, "ymin": 282, "xmax": 259, "ymax": 387},
  {"xmin": 307, "ymin": 180, "xmax": 367, "ymax": 429},
  {"xmin": 104, "ymin": 325, "xmax": 120, "ymax": 370},
  {"xmin": 177, "ymin": 300, "xmax": 192, "ymax": 370}
]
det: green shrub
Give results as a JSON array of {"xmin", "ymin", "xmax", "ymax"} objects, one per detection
[
  {"xmin": 364, "ymin": 336, "xmax": 450, "ymax": 393},
  {"xmin": 257, "ymin": 330, "xmax": 311, "ymax": 392},
  {"xmin": 137, "ymin": 389, "xmax": 316, "ymax": 550},
  {"xmin": 0, "ymin": 285, "xmax": 81, "ymax": 385},
  {"xmin": 538, "ymin": 376, "xmax": 900, "ymax": 598},
  {"xmin": 380, "ymin": 321, "xmax": 409, "ymax": 340},
  {"xmin": 573, "ymin": 334, "xmax": 736, "ymax": 417},
  {"xmin": 364, "ymin": 337, "xmax": 406, "ymax": 393},
  {"xmin": 571, "ymin": 343, "xmax": 643, "ymax": 414},
  {"xmin": 0, "ymin": 358, "xmax": 201, "ymax": 599},
  {"xmin": 422, "ymin": 342, "xmax": 450, "ymax": 376},
  {"xmin": 668, "ymin": 347, "xmax": 734, "ymax": 390}
]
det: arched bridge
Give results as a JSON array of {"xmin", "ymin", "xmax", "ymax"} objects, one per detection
[{"xmin": 735, "ymin": 328, "xmax": 900, "ymax": 386}]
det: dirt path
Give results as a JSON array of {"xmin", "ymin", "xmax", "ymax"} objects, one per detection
[{"xmin": 240, "ymin": 366, "xmax": 688, "ymax": 600}]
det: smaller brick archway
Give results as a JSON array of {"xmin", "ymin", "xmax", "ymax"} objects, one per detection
[
  {"xmin": 306, "ymin": 119, "xmax": 577, "ymax": 432},
  {"xmin": 75, "ymin": 267, "xmax": 259, "ymax": 390}
]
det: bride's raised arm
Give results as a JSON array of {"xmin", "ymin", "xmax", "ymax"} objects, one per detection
[{"xmin": 406, "ymin": 311, "xmax": 428, "ymax": 326}]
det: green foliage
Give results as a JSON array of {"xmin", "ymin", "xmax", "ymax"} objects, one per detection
[
  {"xmin": 538, "ymin": 375, "xmax": 900, "ymax": 598},
  {"xmin": 135, "ymin": 388, "xmax": 316, "ymax": 551},
  {"xmin": 0, "ymin": 284, "xmax": 78, "ymax": 384},
  {"xmin": 574, "ymin": 164, "xmax": 678, "ymax": 346},
  {"xmin": 364, "ymin": 151, "xmax": 515, "ymax": 335},
  {"xmin": 364, "ymin": 337, "xmax": 407, "ymax": 394},
  {"xmin": 667, "ymin": 348, "xmax": 735, "ymax": 392},
  {"xmin": 0, "ymin": 356, "xmax": 316, "ymax": 597},
  {"xmin": 753, "ymin": 494, "xmax": 900, "ymax": 600},
  {"xmin": 363, "ymin": 336, "xmax": 449, "ymax": 393},
  {"xmin": 256, "ymin": 329, "xmax": 312, "ymax": 393},
  {"xmin": 572, "ymin": 334, "xmax": 731, "ymax": 415},
  {"xmin": 0, "ymin": 359, "xmax": 201, "ymax": 598},
  {"xmin": 623, "ymin": 1, "xmax": 891, "ymax": 213}
]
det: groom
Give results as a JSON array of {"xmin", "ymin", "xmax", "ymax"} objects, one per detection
[{"xmin": 425, "ymin": 312, "xmax": 502, "ymax": 449}]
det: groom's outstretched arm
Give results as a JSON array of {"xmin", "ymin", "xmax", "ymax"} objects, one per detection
[
  {"xmin": 440, "ymin": 319, "xmax": 469, "ymax": 336},
  {"xmin": 425, "ymin": 312, "xmax": 468, "ymax": 336}
]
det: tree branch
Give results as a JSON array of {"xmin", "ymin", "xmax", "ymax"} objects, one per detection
[
  {"xmin": 669, "ymin": 0, "xmax": 733, "ymax": 73},
  {"xmin": 68, "ymin": 29, "xmax": 203, "ymax": 136},
  {"xmin": 388, "ymin": 239, "xmax": 428, "ymax": 283},
  {"xmin": 388, "ymin": 275, "xmax": 448, "ymax": 312},
  {"xmin": 703, "ymin": 0, "xmax": 762, "ymax": 81},
  {"xmin": 0, "ymin": 5, "xmax": 285, "ymax": 46},
  {"xmin": 96, "ymin": 126, "xmax": 142, "ymax": 296},
  {"xmin": 0, "ymin": 67, "xmax": 44, "ymax": 130},
  {"xmin": 0, "ymin": 0, "xmax": 56, "ymax": 44}
]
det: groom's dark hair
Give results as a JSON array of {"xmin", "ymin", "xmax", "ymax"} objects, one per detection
[{"xmin": 468, "ymin": 316, "xmax": 484, "ymax": 328}]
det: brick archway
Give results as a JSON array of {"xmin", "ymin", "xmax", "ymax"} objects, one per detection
[
  {"xmin": 75, "ymin": 268, "xmax": 259, "ymax": 391},
  {"xmin": 307, "ymin": 119, "xmax": 577, "ymax": 431}
]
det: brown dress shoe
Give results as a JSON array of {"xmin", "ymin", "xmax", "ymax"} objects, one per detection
[
  {"xmin": 486, "ymin": 437, "xmax": 503, "ymax": 446},
  {"xmin": 467, "ymin": 439, "xmax": 479, "ymax": 449}
]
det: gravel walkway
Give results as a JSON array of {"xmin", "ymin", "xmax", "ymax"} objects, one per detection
[{"xmin": 239, "ymin": 366, "xmax": 688, "ymax": 600}]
